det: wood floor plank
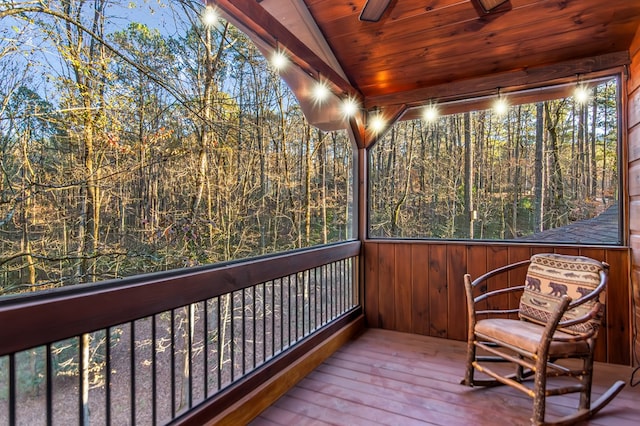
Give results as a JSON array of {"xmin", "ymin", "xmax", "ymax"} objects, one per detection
[
  {"xmin": 255, "ymin": 404, "xmax": 334, "ymax": 426},
  {"xmin": 252, "ymin": 329, "xmax": 640, "ymax": 426}
]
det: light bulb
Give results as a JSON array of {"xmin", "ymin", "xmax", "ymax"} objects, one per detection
[
  {"xmin": 201, "ymin": 7, "xmax": 218, "ymax": 27},
  {"xmin": 494, "ymin": 98, "xmax": 509, "ymax": 115},
  {"xmin": 341, "ymin": 97, "xmax": 359, "ymax": 117},
  {"xmin": 370, "ymin": 114, "xmax": 386, "ymax": 133},
  {"xmin": 574, "ymin": 85, "xmax": 590, "ymax": 104},
  {"xmin": 312, "ymin": 81, "xmax": 330, "ymax": 103},
  {"xmin": 423, "ymin": 105, "xmax": 439, "ymax": 122},
  {"xmin": 271, "ymin": 50, "xmax": 288, "ymax": 71}
]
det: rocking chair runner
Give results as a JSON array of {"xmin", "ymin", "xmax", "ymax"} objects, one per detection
[{"xmin": 462, "ymin": 253, "xmax": 625, "ymax": 426}]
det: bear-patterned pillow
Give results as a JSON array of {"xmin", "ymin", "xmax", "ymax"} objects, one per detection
[{"xmin": 518, "ymin": 253, "xmax": 605, "ymax": 334}]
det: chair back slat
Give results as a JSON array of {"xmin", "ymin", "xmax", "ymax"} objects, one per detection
[{"xmin": 518, "ymin": 253, "xmax": 605, "ymax": 334}]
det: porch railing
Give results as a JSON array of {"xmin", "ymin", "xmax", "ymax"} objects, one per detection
[{"xmin": 0, "ymin": 241, "xmax": 361, "ymax": 425}]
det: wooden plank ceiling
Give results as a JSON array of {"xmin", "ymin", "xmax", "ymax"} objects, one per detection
[{"xmin": 210, "ymin": 0, "xmax": 640, "ymax": 138}]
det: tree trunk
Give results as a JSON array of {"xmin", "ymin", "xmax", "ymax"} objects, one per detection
[
  {"xmin": 463, "ymin": 112, "xmax": 473, "ymax": 238},
  {"xmin": 534, "ymin": 102, "xmax": 544, "ymax": 232}
]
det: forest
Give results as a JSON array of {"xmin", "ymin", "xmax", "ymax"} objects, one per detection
[
  {"xmin": 0, "ymin": 1, "xmax": 621, "ymax": 298},
  {"xmin": 0, "ymin": 0, "xmax": 354, "ymax": 297},
  {"xmin": 370, "ymin": 79, "xmax": 620, "ymax": 243}
]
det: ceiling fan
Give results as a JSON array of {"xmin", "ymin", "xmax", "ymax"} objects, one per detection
[{"xmin": 359, "ymin": 0, "xmax": 510, "ymax": 22}]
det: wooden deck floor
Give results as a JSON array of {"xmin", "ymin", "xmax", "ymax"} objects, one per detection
[{"xmin": 251, "ymin": 328, "xmax": 640, "ymax": 426}]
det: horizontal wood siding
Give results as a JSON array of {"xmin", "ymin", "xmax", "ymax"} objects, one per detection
[
  {"xmin": 363, "ymin": 241, "xmax": 631, "ymax": 365},
  {"xmin": 628, "ymin": 25, "xmax": 640, "ymax": 368}
]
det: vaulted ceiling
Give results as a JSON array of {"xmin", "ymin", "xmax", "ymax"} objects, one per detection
[{"xmin": 209, "ymin": 0, "xmax": 640, "ymax": 143}]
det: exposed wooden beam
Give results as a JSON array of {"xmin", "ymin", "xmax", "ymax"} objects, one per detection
[
  {"xmin": 348, "ymin": 115, "xmax": 366, "ymax": 149},
  {"xmin": 365, "ymin": 51, "xmax": 630, "ymax": 109},
  {"xmin": 209, "ymin": 0, "xmax": 362, "ymax": 101}
]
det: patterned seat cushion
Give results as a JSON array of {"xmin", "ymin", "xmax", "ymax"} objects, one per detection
[{"xmin": 518, "ymin": 253, "xmax": 605, "ymax": 334}]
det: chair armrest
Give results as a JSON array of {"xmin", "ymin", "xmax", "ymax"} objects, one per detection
[
  {"xmin": 552, "ymin": 301, "xmax": 603, "ymax": 341},
  {"xmin": 469, "ymin": 259, "xmax": 531, "ymax": 289},
  {"xmin": 474, "ymin": 285, "xmax": 525, "ymax": 304},
  {"xmin": 464, "ymin": 259, "xmax": 530, "ymax": 331}
]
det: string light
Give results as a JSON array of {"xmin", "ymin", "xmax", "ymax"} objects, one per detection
[
  {"xmin": 423, "ymin": 104, "xmax": 439, "ymax": 122},
  {"xmin": 271, "ymin": 49, "xmax": 288, "ymax": 71},
  {"xmin": 493, "ymin": 89, "xmax": 509, "ymax": 115},
  {"xmin": 369, "ymin": 112, "xmax": 386, "ymax": 133},
  {"xmin": 341, "ymin": 97, "xmax": 359, "ymax": 117},
  {"xmin": 201, "ymin": 6, "xmax": 218, "ymax": 27},
  {"xmin": 312, "ymin": 80, "xmax": 331, "ymax": 104},
  {"xmin": 574, "ymin": 85, "xmax": 591, "ymax": 104}
]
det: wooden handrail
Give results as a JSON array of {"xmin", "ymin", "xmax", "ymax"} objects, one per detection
[{"xmin": 0, "ymin": 241, "xmax": 361, "ymax": 356}]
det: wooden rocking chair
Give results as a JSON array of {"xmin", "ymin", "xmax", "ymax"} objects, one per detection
[{"xmin": 461, "ymin": 253, "xmax": 625, "ymax": 426}]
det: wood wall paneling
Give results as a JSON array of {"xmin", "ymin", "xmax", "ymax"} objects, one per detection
[
  {"xmin": 630, "ymin": 200, "xmax": 640, "ymax": 234},
  {"xmin": 506, "ymin": 246, "xmax": 531, "ymax": 314},
  {"xmin": 466, "ymin": 245, "xmax": 489, "ymax": 312},
  {"xmin": 364, "ymin": 242, "xmax": 379, "ymax": 328},
  {"xmin": 628, "ymin": 24, "xmax": 640, "ymax": 93},
  {"xmin": 629, "ymin": 125, "xmax": 640, "ymax": 163},
  {"xmin": 604, "ymin": 249, "xmax": 632, "ymax": 365},
  {"xmin": 411, "ymin": 244, "xmax": 430, "ymax": 336},
  {"xmin": 580, "ymin": 247, "xmax": 609, "ymax": 361},
  {"xmin": 429, "ymin": 245, "xmax": 448, "ymax": 338},
  {"xmin": 447, "ymin": 244, "xmax": 467, "ymax": 341},
  {"xmin": 628, "ymin": 162, "xmax": 640, "ymax": 198},
  {"xmin": 630, "ymin": 88, "xmax": 640, "ymax": 130},
  {"xmin": 394, "ymin": 244, "xmax": 413, "ymax": 333},
  {"xmin": 486, "ymin": 246, "xmax": 509, "ymax": 312},
  {"xmin": 378, "ymin": 243, "xmax": 396, "ymax": 329},
  {"xmin": 363, "ymin": 241, "xmax": 631, "ymax": 365}
]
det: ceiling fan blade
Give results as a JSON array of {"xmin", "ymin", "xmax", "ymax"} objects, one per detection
[{"xmin": 359, "ymin": 0, "xmax": 393, "ymax": 22}]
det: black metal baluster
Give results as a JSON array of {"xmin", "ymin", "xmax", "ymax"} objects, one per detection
[
  {"xmin": 253, "ymin": 286, "xmax": 257, "ymax": 368},
  {"xmin": 262, "ymin": 284, "xmax": 266, "ymax": 363},
  {"xmin": 78, "ymin": 337, "xmax": 84, "ymax": 425},
  {"xmin": 271, "ymin": 281, "xmax": 275, "ymax": 357},
  {"xmin": 332, "ymin": 262, "xmax": 336, "ymax": 316},
  {"xmin": 9, "ymin": 353, "xmax": 15, "ymax": 425},
  {"xmin": 341, "ymin": 260, "xmax": 346, "ymax": 312},
  {"xmin": 280, "ymin": 278, "xmax": 284, "ymax": 353},
  {"xmin": 188, "ymin": 305, "xmax": 193, "ymax": 408},
  {"xmin": 230, "ymin": 293, "xmax": 235, "ymax": 382},
  {"xmin": 106, "ymin": 328, "xmax": 112, "ymax": 426},
  {"xmin": 296, "ymin": 274, "xmax": 304, "ymax": 341},
  {"xmin": 313, "ymin": 268, "xmax": 323, "ymax": 330},
  {"xmin": 203, "ymin": 301, "xmax": 209, "ymax": 399},
  {"xmin": 344, "ymin": 259, "xmax": 348, "ymax": 308},
  {"xmin": 152, "ymin": 315, "xmax": 157, "ymax": 426},
  {"xmin": 170, "ymin": 309, "xmax": 176, "ymax": 419},
  {"xmin": 46, "ymin": 344, "xmax": 52, "ymax": 426},
  {"xmin": 317, "ymin": 267, "xmax": 322, "ymax": 326},
  {"xmin": 131, "ymin": 322, "xmax": 136, "ymax": 425},
  {"xmin": 325, "ymin": 264, "xmax": 330, "ymax": 321},
  {"xmin": 287, "ymin": 275, "xmax": 292, "ymax": 347},
  {"xmin": 217, "ymin": 297, "xmax": 221, "ymax": 390},
  {"xmin": 242, "ymin": 289, "xmax": 246, "ymax": 376},
  {"xmin": 307, "ymin": 270, "xmax": 312, "ymax": 334}
]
